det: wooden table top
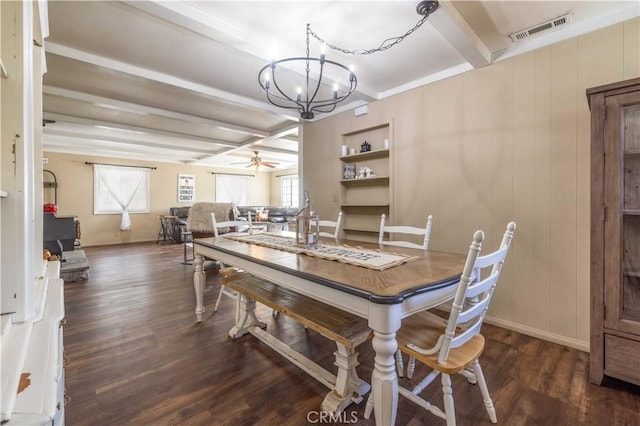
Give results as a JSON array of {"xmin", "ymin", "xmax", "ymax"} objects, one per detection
[{"xmin": 194, "ymin": 234, "xmax": 466, "ymax": 304}]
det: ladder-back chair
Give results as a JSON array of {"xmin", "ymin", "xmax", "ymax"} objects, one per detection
[
  {"xmin": 378, "ymin": 213, "xmax": 433, "ymax": 249},
  {"xmin": 211, "ymin": 212, "xmax": 252, "ymax": 312},
  {"xmin": 378, "ymin": 213, "xmax": 434, "ymax": 375},
  {"xmin": 365, "ymin": 221, "xmax": 516, "ymax": 425},
  {"xmin": 314, "ymin": 211, "xmax": 343, "ymax": 238}
]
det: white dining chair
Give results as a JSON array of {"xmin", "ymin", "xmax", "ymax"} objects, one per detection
[
  {"xmin": 314, "ymin": 211, "xmax": 343, "ymax": 238},
  {"xmin": 211, "ymin": 212, "xmax": 252, "ymax": 312},
  {"xmin": 365, "ymin": 221, "xmax": 516, "ymax": 425},
  {"xmin": 378, "ymin": 213, "xmax": 433, "ymax": 375},
  {"xmin": 378, "ymin": 213, "xmax": 433, "ymax": 249}
]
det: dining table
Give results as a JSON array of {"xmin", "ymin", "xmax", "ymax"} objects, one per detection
[{"xmin": 192, "ymin": 232, "xmax": 466, "ymax": 426}]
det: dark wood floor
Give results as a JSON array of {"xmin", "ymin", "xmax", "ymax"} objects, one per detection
[{"xmin": 63, "ymin": 242, "xmax": 640, "ymax": 425}]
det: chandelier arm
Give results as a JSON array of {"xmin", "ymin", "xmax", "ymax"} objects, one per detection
[
  {"xmin": 305, "ymin": 61, "xmax": 325, "ymax": 110},
  {"xmin": 310, "ymin": 101, "xmax": 337, "ymax": 115},
  {"xmin": 264, "ymin": 91, "xmax": 306, "ymax": 112},
  {"xmin": 272, "ymin": 76, "xmax": 302, "ymax": 107}
]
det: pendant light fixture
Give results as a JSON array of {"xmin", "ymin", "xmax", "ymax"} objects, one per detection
[{"xmin": 257, "ymin": 1, "xmax": 440, "ymax": 120}]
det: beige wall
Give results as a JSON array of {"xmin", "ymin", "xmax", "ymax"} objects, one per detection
[
  {"xmin": 302, "ymin": 18, "xmax": 640, "ymax": 350},
  {"xmin": 42, "ymin": 152, "xmax": 272, "ymax": 247}
]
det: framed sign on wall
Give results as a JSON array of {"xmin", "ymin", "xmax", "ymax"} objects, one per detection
[{"xmin": 178, "ymin": 174, "xmax": 195, "ymax": 202}]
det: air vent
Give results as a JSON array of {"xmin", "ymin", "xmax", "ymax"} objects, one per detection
[{"xmin": 509, "ymin": 14, "xmax": 572, "ymax": 42}]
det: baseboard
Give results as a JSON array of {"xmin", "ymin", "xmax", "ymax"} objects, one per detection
[
  {"xmin": 81, "ymin": 238, "xmax": 157, "ymax": 248},
  {"xmin": 484, "ymin": 315, "xmax": 590, "ymax": 353}
]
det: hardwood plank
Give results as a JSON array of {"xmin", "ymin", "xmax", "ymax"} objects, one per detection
[{"xmin": 63, "ymin": 242, "xmax": 640, "ymax": 425}]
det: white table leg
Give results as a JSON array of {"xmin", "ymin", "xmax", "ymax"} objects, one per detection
[
  {"xmin": 193, "ymin": 254, "xmax": 205, "ymax": 322},
  {"xmin": 369, "ymin": 303, "xmax": 401, "ymax": 426},
  {"xmin": 229, "ymin": 294, "xmax": 266, "ymax": 338},
  {"xmin": 372, "ymin": 331, "xmax": 398, "ymax": 425}
]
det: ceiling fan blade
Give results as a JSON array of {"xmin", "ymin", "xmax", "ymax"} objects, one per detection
[
  {"xmin": 262, "ymin": 163, "xmax": 276, "ymax": 168},
  {"xmin": 231, "ymin": 161, "xmax": 250, "ymax": 165}
]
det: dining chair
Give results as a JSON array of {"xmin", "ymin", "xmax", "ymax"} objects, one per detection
[
  {"xmin": 378, "ymin": 213, "xmax": 433, "ymax": 249},
  {"xmin": 211, "ymin": 213, "xmax": 276, "ymax": 317},
  {"xmin": 365, "ymin": 221, "xmax": 516, "ymax": 425},
  {"xmin": 211, "ymin": 212, "xmax": 252, "ymax": 313},
  {"xmin": 378, "ymin": 213, "xmax": 434, "ymax": 375},
  {"xmin": 314, "ymin": 211, "xmax": 343, "ymax": 238}
]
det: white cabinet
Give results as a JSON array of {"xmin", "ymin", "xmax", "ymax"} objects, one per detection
[{"xmin": 1, "ymin": 261, "xmax": 66, "ymax": 425}]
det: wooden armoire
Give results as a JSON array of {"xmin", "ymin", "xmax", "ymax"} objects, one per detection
[{"xmin": 588, "ymin": 77, "xmax": 640, "ymax": 386}]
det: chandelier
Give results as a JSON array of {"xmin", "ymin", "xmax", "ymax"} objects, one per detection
[{"xmin": 257, "ymin": 1, "xmax": 440, "ymax": 120}]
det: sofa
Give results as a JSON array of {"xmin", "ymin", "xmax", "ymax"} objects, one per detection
[
  {"xmin": 168, "ymin": 204, "xmax": 299, "ymax": 242},
  {"xmin": 235, "ymin": 206, "xmax": 299, "ymax": 226}
]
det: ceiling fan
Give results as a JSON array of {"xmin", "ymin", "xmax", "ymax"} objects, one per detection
[{"xmin": 232, "ymin": 151, "xmax": 280, "ymax": 170}]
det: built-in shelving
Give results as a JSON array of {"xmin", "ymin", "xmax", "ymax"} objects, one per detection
[
  {"xmin": 340, "ymin": 176, "xmax": 389, "ymax": 184},
  {"xmin": 340, "ymin": 203, "xmax": 390, "ymax": 208},
  {"xmin": 339, "ymin": 122, "xmax": 392, "ymax": 241},
  {"xmin": 339, "ymin": 148, "xmax": 389, "ymax": 162}
]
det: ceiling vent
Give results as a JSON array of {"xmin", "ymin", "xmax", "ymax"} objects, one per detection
[{"xmin": 509, "ymin": 14, "xmax": 573, "ymax": 42}]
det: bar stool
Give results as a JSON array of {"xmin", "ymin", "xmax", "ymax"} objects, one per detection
[
  {"xmin": 181, "ymin": 231, "xmax": 194, "ymax": 265},
  {"xmin": 156, "ymin": 215, "xmax": 179, "ymax": 245}
]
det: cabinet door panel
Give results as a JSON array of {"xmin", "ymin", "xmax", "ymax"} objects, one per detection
[{"xmin": 604, "ymin": 92, "xmax": 640, "ymax": 334}]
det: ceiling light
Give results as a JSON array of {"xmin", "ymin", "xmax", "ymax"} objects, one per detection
[
  {"xmin": 258, "ymin": 1, "xmax": 440, "ymax": 120},
  {"xmin": 258, "ymin": 24, "xmax": 356, "ymax": 120}
]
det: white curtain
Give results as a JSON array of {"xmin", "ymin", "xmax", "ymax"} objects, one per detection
[
  {"xmin": 216, "ymin": 175, "xmax": 249, "ymax": 206},
  {"xmin": 94, "ymin": 164, "xmax": 150, "ymax": 230}
]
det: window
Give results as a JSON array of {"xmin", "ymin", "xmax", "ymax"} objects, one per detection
[
  {"xmin": 216, "ymin": 174, "xmax": 249, "ymax": 205},
  {"xmin": 281, "ymin": 175, "xmax": 299, "ymax": 207},
  {"xmin": 93, "ymin": 164, "xmax": 150, "ymax": 218}
]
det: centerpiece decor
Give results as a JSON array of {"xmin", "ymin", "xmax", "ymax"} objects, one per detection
[{"xmin": 295, "ymin": 190, "xmax": 320, "ymax": 247}]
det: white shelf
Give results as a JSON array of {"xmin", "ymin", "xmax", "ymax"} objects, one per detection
[
  {"xmin": 339, "ymin": 148, "xmax": 389, "ymax": 162},
  {"xmin": 341, "ymin": 176, "xmax": 389, "ymax": 184},
  {"xmin": 0, "ymin": 190, "xmax": 8, "ymax": 198}
]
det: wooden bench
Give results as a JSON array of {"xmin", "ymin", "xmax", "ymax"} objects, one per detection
[{"xmin": 221, "ymin": 268, "xmax": 371, "ymax": 416}]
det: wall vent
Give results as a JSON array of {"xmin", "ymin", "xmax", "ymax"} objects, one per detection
[{"xmin": 509, "ymin": 14, "xmax": 573, "ymax": 42}]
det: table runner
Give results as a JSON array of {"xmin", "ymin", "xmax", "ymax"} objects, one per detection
[{"xmin": 224, "ymin": 233, "xmax": 420, "ymax": 271}]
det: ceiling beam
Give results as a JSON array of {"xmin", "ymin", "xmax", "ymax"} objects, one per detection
[
  {"xmin": 44, "ymin": 128, "xmax": 224, "ymax": 156},
  {"xmin": 47, "ymin": 91, "xmax": 266, "ymax": 139},
  {"xmin": 45, "ymin": 42, "xmax": 301, "ymax": 122},
  {"xmin": 42, "ymin": 112, "xmax": 240, "ymax": 148},
  {"xmin": 43, "ymin": 144, "xmax": 190, "ymax": 164},
  {"xmin": 43, "ymin": 86, "xmax": 270, "ymax": 138},
  {"xmin": 428, "ymin": 0, "xmax": 492, "ymax": 68},
  {"xmin": 124, "ymin": 0, "xmax": 378, "ymax": 103}
]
